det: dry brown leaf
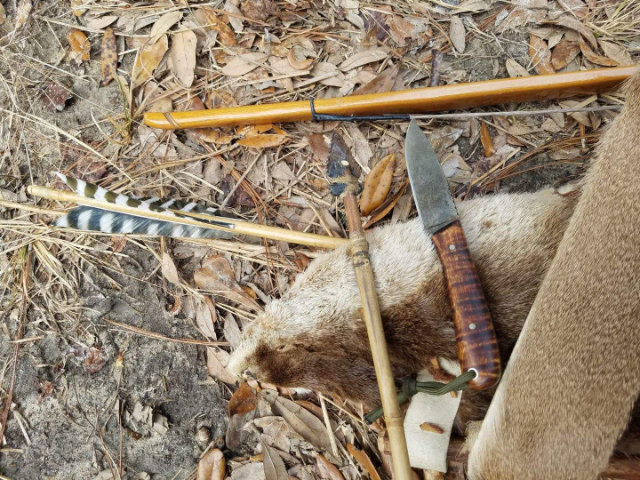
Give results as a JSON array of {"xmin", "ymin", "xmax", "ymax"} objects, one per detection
[
  {"xmin": 133, "ymin": 35, "xmax": 169, "ymax": 87},
  {"xmin": 149, "ymin": 11, "xmax": 182, "ymax": 43},
  {"xmin": 86, "ymin": 16, "xmax": 118, "ymax": 30},
  {"xmin": 551, "ymin": 39, "xmax": 580, "ymax": 70},
  {"xmin": 263, "ymin": 394, "xmax": 332, "ymax": 449},
  {"xmin": 360, "ymin": 154, "xmax": 395, "ymax": 216},
  {"xmin": 262, "ymin": 442, "xmax": 288, "ymax": 480},
  {"xmin": 346, "ymin": 444, "xmax": 382, "ymax": 480},
  {"xmin": 505, "ymin": 58, "xmax": 529, "ymax": 78},
  {"xmin": 170, "ymin": 30, "xmax": 197, "ymax": 88},
  {"xmin": 420, "ymin": 422, "xmax": 445, "ymax": 434},
  {"xmin": 480, "ymin": 122, "xmax": 495, "ymax": 157},
  {"xmin": 207, "ymin": 347, "xmax": 239, "ymax": 384},
  {"xmin": 352, "ymin": 64, "xmax": 399, "ymax": 96},
  {"xmin": 449, "ymin": 16, "xmax": 466, "ymax": 53},
  {"xmin": 194, "ymin": 255, "xmax": 260, "ymax": 310},
  {"xmin": 196, "ymin": 8, "xmax": 237, "ymax": 47},
  {"xmin": 198, "ymin": 448, "xmax": 226, "ymax": 480},
  {"xmin": 67, "ymin": 29, "xmax": 90, "ymax": 65},
  {"xmin": 238, "ymin": 134, "xmax": 287, "ymax": 149},
  {"xmin": 552, "ymin": 15, "xmax": 597, "ymax": 48},
  {"xmin": 241, "ymin": 0, "xmax": 278, "ymax": 22},
  {"xmin": 224, "ymin": 1, "xmax": 244, "ymax": 32},
  {"xmin": 100, "ymin": 27, "xmax": 118, "ymax": 86},
  {"xmin": 315, "ymin": 454, "xmax": 344, "ymax": 480},
  {"xmin": 195, "ymin": 296, "xmax": 218, "ymax": 340},
  {"xmin": 161, "ymin": 250, "xmax": 181, "ymax": 285},
  {"xmin": 529, "ymin": 35, "xmax": 554, "ymax": 75},
  {"xmin": 229, "ymin": 382, "xmax": 259, "ymax": 416},
  {"xmin": 363, "ymin": 177, "xmax": 409, "ymax": 228},
  {"xmin": 579, "ymin": 38, "xmax": 618, "ymax": 67},
  {"xmin": 339, "ymin": 49, "xmax": 388, "ymax": 71},
  {"xmin": 600, "ymin": 41, "xmax": 634, "ymax": 66},
  {"xmin": 222, "ymin": 52, "xmax": 269, "ymax": 76},
  {"xmin": 308, "ymin": 134, "xmax": 330, "ymax": 162},
  {"xmin": 287, "ymin": 49, "xmax": 314, "ymax": 70}
]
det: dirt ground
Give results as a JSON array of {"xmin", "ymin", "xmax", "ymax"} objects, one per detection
[{"xmin": 0, "ymin": 0, "xmax": 638, "ymax": 479}]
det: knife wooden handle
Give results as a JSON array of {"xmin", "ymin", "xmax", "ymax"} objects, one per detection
[{"xmin": 432, "ymin": 220, "xmax": 501, "ymax": 390}]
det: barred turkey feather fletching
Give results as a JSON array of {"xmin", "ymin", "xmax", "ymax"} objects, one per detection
[{"xmin": 54, "ymin": 173, "xmax": 234, "ymax": 240}]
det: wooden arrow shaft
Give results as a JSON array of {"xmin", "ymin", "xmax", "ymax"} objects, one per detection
[
  {"xmin": 144, "ymin": 66, "xmax": 638, "ymax": 129},
  {"xmin": 26, "ymin": 185, "xmax": 347, "ymax": 250}
]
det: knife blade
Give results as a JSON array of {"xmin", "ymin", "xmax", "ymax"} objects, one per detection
[{"xmin": 405, "ymin": 120, "xmax": 501, "ymax": 390}]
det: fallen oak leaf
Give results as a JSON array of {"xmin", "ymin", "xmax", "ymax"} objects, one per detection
[
  {"xmin": 551, "ymin": 39, "xmax": 580, "ymax": 70},
  {"xmin": 480, "ymin": 122, "xmax": 495, "ymax": 157},
  {"xmin": 228, "ymin": 382, "xmax": 259, "ymax": 416},
  {"xmin": 170, "ymin": 30, "xmax": 197, "ymax": 88},
  {"xmin": 360, "ymin": 154, "xmax": 395, "ymax": 216},
  {"xmin": 262, "ymin": 393, "xmax": 332, "ymax": 450},
  {"xmin": 221, "ymin": 52, "xmax": 269, "ymax": 76},
  {"xmin": 505, "ymin": 58, "xmax": 529, "ymax": 78},
  {"xmin": 352, "ymin": 64, "xmax": 399, "ymax": 96},
  {"xmin": 197, "ymin": 448, "xmax": 226, "ymax": 480},
  {"xmin": 149, "ymin": 10, "xmax": 182, "ymax": 43},
  {"xmin": 363, "ymin": 177, "xmax": 410, "ymax": 229},
  {"xmin": 133, "ymin": 35, "xmax": 169, "ymax": 87},
  {"xmin": 194, "ymin": 255, "xmax": 261, "ymax": 311},
  {"xmin": 529, "ymin": 35, "xmax": 554, "ymax": 75},
  {"xmin": 346, "ymin": 444, "xmax": 382, "ymax": 480},
  {"xmin": 449, "ymin": 16, "xmax": 466, "ymax": 53},
  {"xmin": 161, "ymin": 250, "xmax": 181, "ymax": 285},
  {"xmin": 237, "ymin": 134, "xmax": 287, "ymax": 149},
  {"xmin": 549, "ymin": 15, "xmax": 597, "ymax": 49},
  {"xmin": 600, "ymin": 41, "xmax": 634, "ymax": 66},
  {"xmin": 338, "ymin": 49, "xmax": 388, "ymax": 72},
  {"xmin": 579, "ymin": 38, "xmax": 619, "ymax": 67},
  {"xmin": 315, "ymin": 454, "xmax": 344, "ymax": 480},
  {"xmin": 195, "ymin": 7, "xmax": 237, "ymax": 47},
  {"xmin": 195, "ymin": 296, "xmax": 218, "ymax": 340},
  {"xmin": 67, "ymin": 28, "xmax": 91, "ymax": 65},
  {"xmin": 287, "ymin": 49, "xmax": 314, "ymax": 70},
  {"xmin": 262, "ymin": 442, "xmax": 288, "ymax": 480},
  {"xmin": 100, "ymin": 27, "xmax": 118, "ymax": 86}
]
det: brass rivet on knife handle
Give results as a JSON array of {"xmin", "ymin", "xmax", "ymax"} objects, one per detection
[{"xmin": 432, "ymin": 220, "xmax": 501, "ymax": 390}]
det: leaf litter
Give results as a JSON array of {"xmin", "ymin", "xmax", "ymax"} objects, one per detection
[{"xmin": 1, "ymin": 0, "xmax": 637, "ymax": 477}]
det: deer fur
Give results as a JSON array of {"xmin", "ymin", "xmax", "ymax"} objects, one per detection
[
  {"xmin": 467, "ymin": 74, "xmax": 640, "ymax": 478},
  {"xmin": 229, "ymin": 189, "xmax": 578, "ymax": 431}
]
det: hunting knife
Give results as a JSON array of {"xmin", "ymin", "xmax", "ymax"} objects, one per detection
[{"xmin": 405, "ymin": 120, "xmax": 501, "ymax": 390}]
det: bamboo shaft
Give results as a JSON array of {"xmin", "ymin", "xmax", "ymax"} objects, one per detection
[
  {"xmin": 26, "ymin": 185, "xmax": 347, "ymax": 250},
  {"xmin": 144, "ymin": 66, "xmax": 638, "ymax": 129},
  {"xmin": 343, "ymin": 193, "xmax": 413, "ymax": 480}
]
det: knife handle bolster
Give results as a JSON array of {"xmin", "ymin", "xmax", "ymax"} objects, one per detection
[{"xmin": 432, "ymin": 220, "xmax": 502, "ymax": 391}]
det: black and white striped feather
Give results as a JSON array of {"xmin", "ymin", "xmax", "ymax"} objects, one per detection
[{"xmin": 54, "ymin": 173, "xmax": 234, "ymax": 240}]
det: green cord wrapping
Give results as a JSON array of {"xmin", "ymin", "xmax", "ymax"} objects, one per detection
[{"xmin": 364, "ymin": 369, "xmax": 477, "ymax": 424}]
